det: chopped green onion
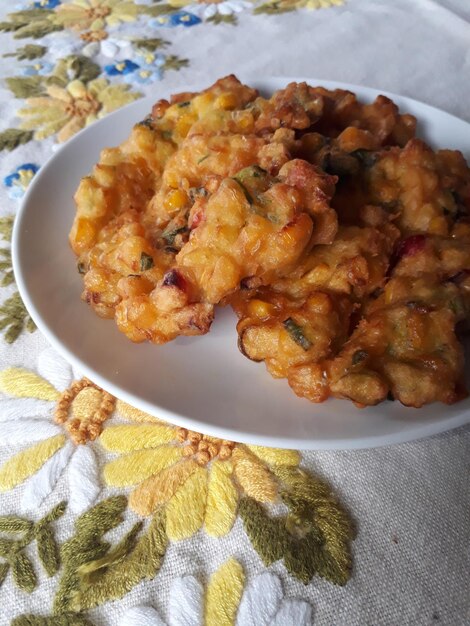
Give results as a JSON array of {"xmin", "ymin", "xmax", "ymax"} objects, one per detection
[
  {"xmin": 140, "ymin": 252, "xmax": 154, "ymax": 271},
  {"xmin": 352, "ymin": 349, "xmax": 368, "ymax": 365},
  {"xmin": 283, "ymin": 318, "xmax": 312, "ymax": 351},
  {"xmin": 197, "ymin": 154, "xmax": 210, "ymax": 164},
  {"xmin": 162, "ymin": 226, "xmax": 188, "ymax": 246},
  {"xmin": 231, "ymin": 177, "xmax": 253, "ymax": 205}
]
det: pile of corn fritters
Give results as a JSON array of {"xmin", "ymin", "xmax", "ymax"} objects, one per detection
[{"xmin": 70, "ymin": 76, "xmax": 470, "ymax": 408}]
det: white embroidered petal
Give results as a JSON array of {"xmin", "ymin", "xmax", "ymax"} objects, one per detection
[
  {"xmin": 82, "ymin": 42, "xmax": 100, "ymax": 58},
  {"xmin": 271, "ymin": 599, "xmax": 313, "ymax": 626},
  {"xmin": 185, "ymin": 3, "xmax": 202, "ymax": 15},
  {"xmin": 68, "ymin": 445, "xmax": 101, "ymax": 514},
  {"xmin": 119, "ymin": 606, "xmax": 166, "ymax": 626},
  {"xmin": 225, "ymin": 2, "xmax": 243, "ymax": 12},
  {"xmin": 0, "ymin": 398, "xmax": 53, "ymax": 421},
  {"xmin": 1, "ymin": 420, "xmax": 61, "ymax": 445},
  {"xmin": 21, "ymin": 442, "xmax": 74, "ymax": 512},
  {"xmin": 37, "ymin": 347, "xmax": 73, "ymax": 392},
  {"xmin": 218, "ymin": 3, "xmax": 234, "ymax": 15},
  {"xmin": 101, "ymin": 40, "xmax": 120, "ymax": 58},
  {"xmin": 236, "ymin": 572, "xmax": 283, "ymax": 626},
  {"xmin": 169, "ymin": 576, "xmax": 203, "ymax": 626},
  {"xmin": 204, "ymin": 4, "xmax": 218, "ymax": 18}
]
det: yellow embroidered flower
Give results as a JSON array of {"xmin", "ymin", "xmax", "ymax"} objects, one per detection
[
  {"xmin": 17, "ymin": 78, "xmax": 140, "ymax": 142},
  {"xmin": 0, "ymin": 348, "xmax": 115, "ymax": 512},
  {"xmin": 54, "ymin": 0, "xmax": 139, "ymax": 33},
  {"xmin": 101, "ymin": 402, "xmax": 300, "ymax": 540}
]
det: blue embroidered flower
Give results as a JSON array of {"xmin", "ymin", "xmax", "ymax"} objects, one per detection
[
  {"xmin": 20, "ymin": 62, "xmax": 54, "ymax": 77},
  {"xmin": 149, "ymin": 11, "xmax": 201, "ymax": 28},
  {"xmin": 33, "ymin": 0, "xmax": 61, "ymax": 8},
  {"xmin": 104, "ymin": 60, "xmax": 140, "ymax": 76},
  {"xmin": 124, "ymin": 52, "xmax": 165, "ymax": 85},
  {"xmin": 135, "ymin": 51, "xmax": 166, "ymax": 68},
  {"xmin": 4, "ymin": 164, "xmax": 40, "ymax": 200},
  {"xmin": 125, "ymin": 67, "xmax": 163, "ymax": 85}
]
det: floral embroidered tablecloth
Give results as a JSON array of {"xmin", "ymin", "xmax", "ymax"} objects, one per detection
[{"xmin": 0, "ymin": 0, "xmax": 469, "ymax": 624}]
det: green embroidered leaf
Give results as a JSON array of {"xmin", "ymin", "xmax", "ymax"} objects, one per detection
[
  {"xmin": 239, "ymin": 498, "xmax": 290, "ymax": 566},
  {"xmin": 71, "ymin": 510, "xmax": 167, "ymax": 611},
  {"xmin": 14, "ymin": 22, "xmax": 63, "ymax": 39},
  {"xmin": 75, "ymin": 496, "xmax": 127, "ymax": 536},
  {"xmin": 162, "ymin": 55, "xmax": 189, "ymax": 72},
  {"xmin": 0, "ymin": 561, "xmax": 9, "ymax": 586},
  {"xmin": 11, "ymin": 551, "xmax": 37, "ymax": 593},
  {"xmin": 139, "ymin": 4, "xmax": 176, "ymax": 16},
  {"xmin": 0, "ymin": 248, "xmax": 14, "ymax": 287},
  {"xmin": 67, "ymin": 56, "xmax": 101, "ymax": 84},
  {"xmin": 48, "ymin": 56, "xmax": 100, "ymax": 89},
  {"xmin": 0, "ymin": 516, "xmax": 33, "ymax": 534},
  {"xmin": 0, "ymin": 538, "xmax": 16, "ymax": 558},
  {"xmin": 40, "ymin": 501, "xmax": 67, "ymax": 526},
  {"xmin": 0, "ymin": 217, "xmax": 14, "ymax": 242},
  {"xmin": 4, "ymin": 44, "xmax": 46, "ymax": 60},
  {"xmin": 241, "ymin": 467, "xmax": 354, "ymax": 585},
  {"xmin": 276, "ymin": 467, "xmax": 354, "ymax": 585},
  {"xmin": 12, "ymin": 615, "xmax": 95, "ymax": 626},
  {"xmin": 132, "ymin": 37, "xmax": 170, "ymax": 51},
  {"xmin": 0, "ymin": 292, "xmax": 36, "ymax": 344},
  {"xmin": 6, "ymin": 76, "xmax": 44, "ymax": 99},
  {"xmin": 254, "ymin": 2, "xmax": 294, "ymax": 14},
  {"xmin": 207, "ymin": 13, "xmax": 238, "ymax": 25},
  {"xmin": 77, "ymin": 521, "xmax": 143, "ymax": 581},
  {"xmin": 0, "ymin": 22, "xmax": 18, "ymax": 33},
  {"xmin": 36, "ymin": 524, "xmax": 61, "ymax": 577},
  {"xmin": 54, "ymin": 496, "xmax": 128, "ymax": 614},
  {"xmin": 33, "ymin": 502, "xmax": 66, "ymax": 577},
  {"xmin": 0, "ymin": 129, "xmax": 34, "ymax": 151},
  {"xmin": 0, "ymin": 503, "xmax": 64, "ymax": 593},
  {"xmin": 0, "ymin": 10, "xmax": 56, "ymax": 36},
  {"xmin": 4, "ymin": 9, "xmax": 55, "ymax": 21}
]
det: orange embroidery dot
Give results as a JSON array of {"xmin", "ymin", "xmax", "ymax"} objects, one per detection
[
  {"xmin": 85, "ymin": 6, "xmax": 111, "ymax": 20},
  {"xmin": 80, "ymin": 29, "xmax": 108, "ymax": 42},
  {"xmin": 54, "ymin": 377, "xmax": 116, "ymax": 445},
  {"xmin": 176, "ymin": 428, "xmax": 237, "ymax": 466}
]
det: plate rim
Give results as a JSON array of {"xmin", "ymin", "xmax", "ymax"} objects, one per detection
[{"xmin": 12, "ymin": 76, "xmax": 470, "ymax": 451}]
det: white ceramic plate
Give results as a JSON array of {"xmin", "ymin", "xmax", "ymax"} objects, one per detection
[{"xmin": 12, "ymin": 77, "xmax": 470, "ymax": 450}]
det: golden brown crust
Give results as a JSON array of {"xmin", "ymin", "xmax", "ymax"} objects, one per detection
[{"xmin": 70, "ymin": 75, "xmax": 470, "ymax": 408}]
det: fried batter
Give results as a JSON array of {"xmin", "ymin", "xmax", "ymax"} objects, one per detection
[
  {"xmin": 115, "ymin": 160, "xmax": 336, "ymax": 344},
  {"xmin": 71, "ymin": 75, "xmax": 259, "ymax": 319},
  {"xmin": 70, "ymin": 75, "xmax": 470, "ymax": 409}
]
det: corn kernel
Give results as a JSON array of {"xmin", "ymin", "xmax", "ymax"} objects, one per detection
[
  {"xmin": 235, "ymin": 111, "xmax": 254, "ymax": 131},
  {"xmin": 215, "ymin": 93, "xmax": 237, "ymax": 110},
  {"xmin": 71, "ymin": 217, "xmax": 97, "ymax": 252},
  {"xmin": 164, "ymin": 189, "xmax": 188, "ymax": 212},
  {"xmin": 193, "ymin": 93, "xmax": 214, "ymax": 116},
  {"xmin": 307, "ymin": 292, "xmax": 332, "ymax": 314},
  {"xmin": 175, "ymin": 114, "xmax": 195, "ymax": 138},
  {"xmin": 248, "ymin": 299, "xmax": 275, "ymax": 319},
  {"xmin": 166, "ymin": 171, "xmax": 180, "ymax": 189},
  {"xmin": 428, "ymin": 215, "xmax": 447, "ymax": 235}
]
